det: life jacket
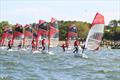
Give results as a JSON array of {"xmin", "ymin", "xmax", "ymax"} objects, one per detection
[
  {"xmin": 42, "ymin": 39, "xmax": 45, "ymax": 45},
  {"xmin": 31, "ymin": 40, "xmax": 35, "ymax": 47},
  {"xmin": 61, "ymin": 44, "xmax": 65, "ymax": 48},
  {"xmin": 74, "ymin": 40, "xmax": 78, "ymax": 46},
  {"xmin": 8, "ymin": 40, "xmax": 12, "ymax": 45}
]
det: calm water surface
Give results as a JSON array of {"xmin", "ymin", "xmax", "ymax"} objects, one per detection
[{"xmin": 0, "ymin": 48, "xmax": 120, "ymax": 80}]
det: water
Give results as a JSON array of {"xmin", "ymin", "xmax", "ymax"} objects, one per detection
[{"xmin": 0, "ymin": 48, "xmax": 120, "ymax": 80}]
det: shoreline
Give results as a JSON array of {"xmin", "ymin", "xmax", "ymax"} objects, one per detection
[{"xmin": 1, "ymin": 39, "xmax": 120, "ymax": 49}]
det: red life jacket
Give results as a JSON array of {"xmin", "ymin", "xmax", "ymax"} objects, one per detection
[
  {"xmin": 8, "ymin": 40, "xmax": 12, "ymax": 45},
  {"xmin": 74, "ymin": 40, "xmax": 78, "ymax": 46},
  {"xmin": 42, "ymin": 39, "xmax": 45, "ymax": 45},
  {"xmin": 61, "ymin": 44, "xmax": 65, "ymax": 48},
  {"xmin": 31, "ymin": 40, "xmax": 35, "ymax": 46}
]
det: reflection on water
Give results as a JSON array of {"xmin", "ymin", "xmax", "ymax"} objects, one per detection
[{"xmin": 0, "ymin": 48, "xmax": 120, "ymax": 80}]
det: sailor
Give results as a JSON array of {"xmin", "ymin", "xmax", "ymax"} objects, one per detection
[
  {"xmin": 73, "ymin": 39, "xmax": 79, "ymax": 53},
  {"xmin": 31, "ymin": 39, "xmax": 35, "ymax": 51},
  {"xmin": 61, "ymin": 43, "xmax": 66, "ymax": 52},
  {"xmin": 7, "ymin": 40, "xmax": 12, "ymax": 50},
  {"xmin": 41, "ymin": 38, "xmax": 45, "ymax": 51}
]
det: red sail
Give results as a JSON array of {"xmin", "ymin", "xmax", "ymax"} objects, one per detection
[
  {"xmin": 24, "ymin": 25, "xmax": 32, "ymax": 37},
  {"xmin": 66, "ymin": 25, "xmax": 77, "ymax": 47},
  {"xmin": 49, "ymin": 25, "xmax": 58, "ymax": 37},
  {"xmin": 12, "ymin": 24, "xmax": 23, "ymax": 45},
  {"xmin": 37, "ymin": 20, "xmax": 48, "ymax": 37},
  {"xmin": 36, "ymin": 20, "xmax": 48, "ymax": 48},
  {"xmin": 49, "ymin": 17, "xmax": 59, "ymax": 37},
  {"xmin": 13, "ymin": 24, "xmax": 23, "ymax": 38},
  {"xmin": 85, "ymin": 12, "xmax": 105, "ymax": 50},
  {"xmin": 92, "ymin": 12, "xmax": 104, "ymax": 26},
  {"xmin": 48, "ymin": 18, "xmax": 59, "ymax": 47},
  {"xmin": 0, "ymin": 28, "xmax": 12, "ymax": 45},
  {"xmin": 67, "ymin": 25, "xmax": 77, "ymax": 39},
  {"xmin": 24, "ymin": 31, "xmax": 32, "ymax": 37}
]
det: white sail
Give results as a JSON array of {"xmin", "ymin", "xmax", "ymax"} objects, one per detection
[{"xmin": 85, "ymin": 13, "xmax": 104, "ymax": 50}]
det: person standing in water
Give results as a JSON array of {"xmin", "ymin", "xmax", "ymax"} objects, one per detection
[
  {"xmin": 31, "ymin": 39, "xmax": 35, "ymax": 51},
  {"xmin": 7, "ymin": 40, "xmax": 12, "ymax": 50},
  {"xmin": 61, "ymin": 43, "xmax": 66, "ymax": 52},
  {"xmin": 73, "ymin": 39, "xmax": 79, "ymax": 53},
  {"xmin": 41, "ymin": 39, "xmax": 45, "ymax": 51}
]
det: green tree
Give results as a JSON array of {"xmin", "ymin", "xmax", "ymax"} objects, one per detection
[
  {"xmin": 118, "ymin": 20, "xmax": 120, "ymax": 26},
  {"xmin": 0, "ymin": 21, "xmax": 10, "ymax": 38},
  {"xmin": 75, "ymin": 22, "xmax": 89, "ymax": 39},
  {"xmin": 109, "ymin": 20, "xmax": 118, "ymax": 32}
]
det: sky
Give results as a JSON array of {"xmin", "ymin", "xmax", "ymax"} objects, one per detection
[{"xmin": 0, "ymin": 0, "xmax": 120, "ymax": 25}]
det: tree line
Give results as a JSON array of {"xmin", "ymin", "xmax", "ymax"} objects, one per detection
[
  {"xmin": 0, "ymin": 20, "xmax": 120, "ymax": 41},
  {"xmin": 104, "ymin": 20, "xmax": 120, "ymax": 41}
]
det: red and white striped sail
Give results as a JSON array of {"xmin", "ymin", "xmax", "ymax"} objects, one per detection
[
  {"xmin": 85, "ymin": 13, "xmax": 105, "ymax": 50},
  {"xmin": 11, "ymin": 24, "xmax": 23, "ymax": 45},
  {"xmin": 66, "ymin": 24, "xmax": 77, "ymax": 47},
  {"xmin": 0, "ymin": 28, "xmax": 13, "ymax": 46},
  {"xmin": 22, "ymin": 24, "xmax": 33, "ymax": 47},
  {"xmin": 48, "ymin": 17, "xmax": 59, "ymax": 47}
]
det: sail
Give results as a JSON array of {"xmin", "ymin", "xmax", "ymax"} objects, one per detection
[
  {"xmin": 13, "ymin": 24, "xmax": 23, "ymax": 38},
  {"xmin": 0, "ymin": 28, "xmax": 13, "ymax": 46},
  {"xmin": 0, "ymin": 29, "xmax": 9, "ymax": 46},
  {"xmin": 33, "ymin": 32, "xmax": 38, "ymax": 39},
  {"xmin": 23, "ymin": 24, "xmax": 32, "ymax": 47},
  {"xmin": 67, "ymin": 25, "xmax": 77, "ymax": 39},
  {"xmin": 66, "ymin": 24, "xmax": 77, "ymax": 47},
  {"xmin": 37, "ymin": 20, "xmax": 48, "ymax": 37},
  {"xmin": 48, "ymin": 17, "xmax": 59, "ymax": 47},
  {"xmin": 85, "ymin": 13, "xmax": 104, "ymax": 50},
  {"xmin": 12, "ymin": 24, "xmax": 23, "ymax": 45},
  {"xmin": 36, "ymin": 20, "xmax": 48, "ymax": 48},
  {"xmin": 24, "ymin": 24, "xmax": 32, "ymax": 37}
]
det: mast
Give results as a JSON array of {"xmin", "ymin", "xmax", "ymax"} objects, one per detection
[
  {"xmin": 48, "ymin": 23, "xmax": 50, "ymax": 52},
  {"xmin": 22, "ymin": 25, "xmax": 25, "ymax": 48}
]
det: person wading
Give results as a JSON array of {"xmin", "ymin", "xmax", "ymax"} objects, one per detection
[
  {"xmin": 73, "ymin": 39, "xmax": 79, "ymax": 53},
  {"xmin": 61, "ymin": 43, "xmax": 66, "ymax": 52},
  {"xmin": 7, "ymin": 40, "xmax": 12, "ymax": 50},
  {"xmin": 41, "ymin": 39, "xmax": 45, "ymax": 51},
  {"xmin": 31, "ymin": 39, "xmax": 35, "ymax": 51}
]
